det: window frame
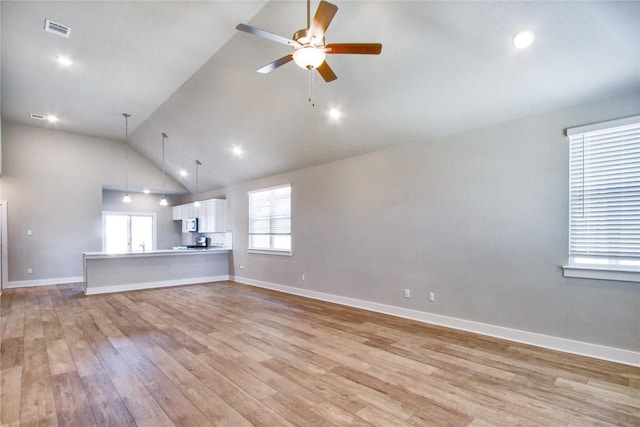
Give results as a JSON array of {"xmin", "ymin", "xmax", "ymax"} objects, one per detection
[
  {"xmin": 247, "ymin": 184, "xmax": 292, "ymax": 256},
  {"xmin": 102, "ymin": 211, "xmax": 158, "ymax": 253},
  {"xmin": 562, "ymin": 115, "xmax": 640, "ymax": 283}
]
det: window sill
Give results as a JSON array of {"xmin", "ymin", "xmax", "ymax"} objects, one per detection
[
  {"xmin": 248, "ymin": 249, "xmax": 292, "ymax": 257},
  {"xmin": 562, "ymin": 265, "xmax": 640, "ymax": 283}
]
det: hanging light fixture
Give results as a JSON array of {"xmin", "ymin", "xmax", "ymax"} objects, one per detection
[
  {"xmin": 122, "ymin": 113, "xmax": 132, "ymax": 203},
  {"xmin": 193, "ymin": 160, "xmax": 202, "ymax": 208},
  {"xmin": 293, "ymin": 46, "xmax": 326, "ymax": 70},
  {"xmin": 160, "ymin": 132, "xmax": 168, "ymax": 206}
]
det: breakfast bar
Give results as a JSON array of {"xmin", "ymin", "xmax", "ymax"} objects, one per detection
[{"xmin": 83, "ymin": 248, "xmax": 230, "ymax": 295}]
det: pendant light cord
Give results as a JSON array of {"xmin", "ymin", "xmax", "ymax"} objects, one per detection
[
  {"xmin": 123, "ymin": 113, "xmax": 131, "ymax": 193},
  {"xmin": 195, "ymin": 160, "xmax": 201, "ymax": 195},
  {"xmin": 161, "ymin": 132, "xmax": 168, "ymax": 199}
]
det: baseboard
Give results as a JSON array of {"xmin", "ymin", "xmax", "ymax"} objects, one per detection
[
  {"xmin": 6, "ymin": 276, "xmax": 84, "ymax": 288},
  {"xmin": 84, "ymin": 275, "xmax": 230, "ymax": 295},
  {"xmin": 232, "ymin": 275, "xmax": 640, "ymax": 367}
]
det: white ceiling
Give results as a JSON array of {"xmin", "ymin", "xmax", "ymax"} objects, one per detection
[{"xmin": 2, "ymin": 1, "xmax": 639, "ymax": 194}]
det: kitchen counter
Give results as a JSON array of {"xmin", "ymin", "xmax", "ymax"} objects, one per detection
[
  {"xmin": 83, "ymin": 248, "xmax": 230, "ymax": 295},
  {"xmin": 83, "ymin": 247, "xmax": 230, "ymax": 259}
]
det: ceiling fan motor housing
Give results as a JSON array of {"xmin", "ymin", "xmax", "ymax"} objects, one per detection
[{"xmin": 293, "ymin": 28, "xmax": 324, "ymax": 47}]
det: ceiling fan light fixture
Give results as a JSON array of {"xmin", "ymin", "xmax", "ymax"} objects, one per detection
[{"xmin": 293, "ymin": 46, "xmax": 326, "ymax": 69}]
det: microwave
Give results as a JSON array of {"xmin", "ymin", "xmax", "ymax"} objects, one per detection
[{"xmin": 186, "ymin": 217, "xmax": 198, "ymax": 232}]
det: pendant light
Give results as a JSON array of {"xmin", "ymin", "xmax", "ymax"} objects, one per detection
[
  {"xmin": 122, "ymin": 113, "xmax": 132, "ymax": 203},
  {"xmin": 160, "ymin": 132, "xmax": 168, "ymax": 206},
  {"xmin": 193, "ymin": 160, "xmax": 202, "ymax": 208}
]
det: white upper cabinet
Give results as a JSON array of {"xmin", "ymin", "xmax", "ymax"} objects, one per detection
[
  {"xmin": 172, "ymin": 199, "xmax": 226, "ymax": 233},
  {"xmin": 198, "ymin": 199, "xmax": 226, "ymax": 233},
  {"xmin": 171, "ymin": 205, "xmax": 182, "ymax": 220}
]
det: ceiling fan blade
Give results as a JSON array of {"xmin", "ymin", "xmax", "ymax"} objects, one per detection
[
  {"xmin": 236, "ymin": 23, "xmax": 300, "ymax": 48},
  {"xmin": 316, "ymin": 61, "xmax": 337, "ymax": 82},
  {"xmin": 257, "ymin": 54, "xmax": 294, "ymax": 74},
  {"xmin": 309, "ymin": 1, "xmax": 338, "ymax": 38},
  {"xmin": 326, "ymin": 43, "xmax": 382, "ymax": 55}
]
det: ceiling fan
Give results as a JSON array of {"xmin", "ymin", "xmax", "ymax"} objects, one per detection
[{"xmin": 236, "ymin": 0, "xmax": 382, "ymax": 83}]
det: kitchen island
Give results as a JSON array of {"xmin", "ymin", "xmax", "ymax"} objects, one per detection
[{"xmin": 83, "ymin": 248, "xmax": 230, "ymax": 295}]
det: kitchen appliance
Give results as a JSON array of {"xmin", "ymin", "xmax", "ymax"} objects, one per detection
[
  {"xmin": 186, "ymin": 217, "xmax": 198, "ymax": 232},
  {"xmin": 187, "ymin": 236, "xmax": 210, "ymax": 249}
]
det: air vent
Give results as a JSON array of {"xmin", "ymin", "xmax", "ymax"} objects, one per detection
[
  {"xmin": 44, "ymin": 19, "xmax": 71, "ymax": 38},
  {"xmin": 30, "ymin": 113, "xmax": 46, "ymax": 120}
]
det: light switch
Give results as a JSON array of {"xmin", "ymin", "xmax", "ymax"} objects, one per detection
[{"xmin": 27, "ymin": 229, "xmax": 33, "ymax": 236}]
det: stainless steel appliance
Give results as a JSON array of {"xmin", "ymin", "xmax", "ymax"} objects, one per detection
[
  {"xmin": 186, "ymin": 217, "xmax": 198, "ymax": 232},
  {"xmin": 187, "ymin": 236, "xmax": 210, "ymax": 249}
]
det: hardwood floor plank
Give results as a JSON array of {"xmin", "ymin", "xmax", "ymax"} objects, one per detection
[
  {"xmin": 1, "ymin": 337, "xmax": 23, "ymax": 370},
  {"xmin": 142, "ymin": 345, "xmax": 253, "ymax": 427},
  {"xmin": 259, "ymin": 393, "xmax": 335, "ymax": 427},
  {"xmin": 1, "ymin": 282, "xmax": 638, "ymax": 426},
  {"xmin": 20, "ymin": 337, "xmax": 58, "ymax": 425},
  {"xmin": 78, "ymin": 372, "xmax": 137, "ymax": 427},
  {"xmin": 50, "ymin": 371, "xmax": 96, "ymax": 426},
  {"xmin": 1, "ymin": 366, "xmax": 23, "ymax": 425},
  {"xmin": 310, "ymin": 401, "xmax": 374, "ymax": 426}
]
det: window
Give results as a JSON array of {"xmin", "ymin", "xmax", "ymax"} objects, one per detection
[
  {"xmin": 103, "ymin": 212, "xmax": 156, "ymax": 253},
  {"xmin": 248, "ymin": 184, "xmax": 291, "ymax": 255},
  {"xmin": 563, "ymin": 115, "xmax": 640, "ymax": 282}
]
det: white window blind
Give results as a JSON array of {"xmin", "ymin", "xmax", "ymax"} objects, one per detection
[
  {"xmin": 248, "ymin": 184, "xmax": 291, "ymax": 254},
  {"xmin": 567, "ymin": 115, "xmax": 640, "ymax": 270}
]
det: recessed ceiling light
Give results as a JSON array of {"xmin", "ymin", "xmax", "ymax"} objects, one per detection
[
  {"xmin": 46, "ymin": 115, "xmax": 59, "ymax": 123},
  {"xmin": 232, "ymin": 146, "xmax": 243, "ymax": 157},
  {"xmin": 513, "ymin": 30, "xmax": 535, "ymax": 49},
  {"xmin": 179, "ymin": 169, "xmax": 188, "ymax": 177},
  {"xmin": 143, "ymin": 189, "xmax": 150, "ymax": 194},
  {"xmin": 56, "ymin": 56, "xmax": 72, "ymax": 67},
  {"xmin": 329, "ymin": 108, "xmax": 342, "ymax": 119}
]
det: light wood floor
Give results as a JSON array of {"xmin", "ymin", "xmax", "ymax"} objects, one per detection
[{"xmin": 1, "ymin": 281, "xmax": 638, "ymax": 426}]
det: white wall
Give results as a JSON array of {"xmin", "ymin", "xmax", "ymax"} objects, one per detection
[
  {"xmin": 1, "ymin": 122, "xmax": 187, "ymax": 284},
  {"xmin": 227, "ymin": 93, "xmax": 640, "ymax": 353}
]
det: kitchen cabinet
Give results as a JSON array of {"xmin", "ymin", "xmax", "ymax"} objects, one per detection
[
  {"xmin": 182, "ymin": 203, "xmax": 195, "ymax": 219},
  {"xmin": 198, "ymin": 199, "xmax": 226, "ymax": 233},
  {"xmin": 172, "ymin": 199, "xmax": 226, "ymax": 233},
  {"xmin": 171, "ymin": 206, "xmax": 182, "ymax": 220}
]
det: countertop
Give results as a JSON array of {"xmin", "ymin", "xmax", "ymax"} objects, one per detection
[{"xmin": 83, "ymin": 247, "xmax": 231, "ymax": 259}]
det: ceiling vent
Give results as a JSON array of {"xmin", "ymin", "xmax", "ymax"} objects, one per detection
[
  {"xmin": 44, "ymin": 19, "xmax": 71, "ymax": 38},
  {"xmin": 30, "ymin": 113, "xmax": 46, "ymax": 120}
]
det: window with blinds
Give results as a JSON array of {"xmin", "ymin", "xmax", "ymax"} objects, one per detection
[
  {"xmin": 567, "ymin": 115, "xmax": 640, "ymax": 273},
  {"xmin": 248, "ymin": 184, "xmax": 292, "ymax": 254}
]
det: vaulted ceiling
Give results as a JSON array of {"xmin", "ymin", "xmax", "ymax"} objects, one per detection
[{"xmin": 2, "ymin": 1, "xmax": 639, "ymax": 194}]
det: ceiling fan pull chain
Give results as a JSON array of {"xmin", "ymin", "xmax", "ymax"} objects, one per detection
[{"xmin": 308, "ymin": 69, "xmax": 315, "ymax": 107}]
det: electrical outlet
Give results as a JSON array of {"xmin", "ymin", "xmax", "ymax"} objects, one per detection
[
  {"xmin": 27, "ymin": 268, "xmax": 33, "ymax": 274},
  {"xmin": 239, "ymin": 265, "xmax": 244, "ymax": 270},
  {"xmin": 429, "ymin": 292, "xmax": 435, "ymax": 302},
  {"xmin": 404, "ymin": 288, "xmax": 410, "ymax": 298},
  {"xmin": 301, "ymin": 274, "xmax": 305, "ymax": 281},
  {"xmin": 27, "ymin": 229, "xmax": 33, "ymax": 236}
]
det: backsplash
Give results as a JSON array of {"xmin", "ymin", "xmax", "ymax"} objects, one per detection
[
  {"xmin": 208, "ymin": 231, "xmax": 233, "ymax": 248},
  {"xmin": 183, "ymin": 231, "xmax": 232, "ymax": 249}
]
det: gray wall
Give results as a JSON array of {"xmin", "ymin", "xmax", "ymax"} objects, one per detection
[
  {"xmin": 227, "ymin": 93, "xmax": 640, "ymax": 352},
  {"xmin": 1, "ymin": 122, "xmax": 186, "ymax": 283}
]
